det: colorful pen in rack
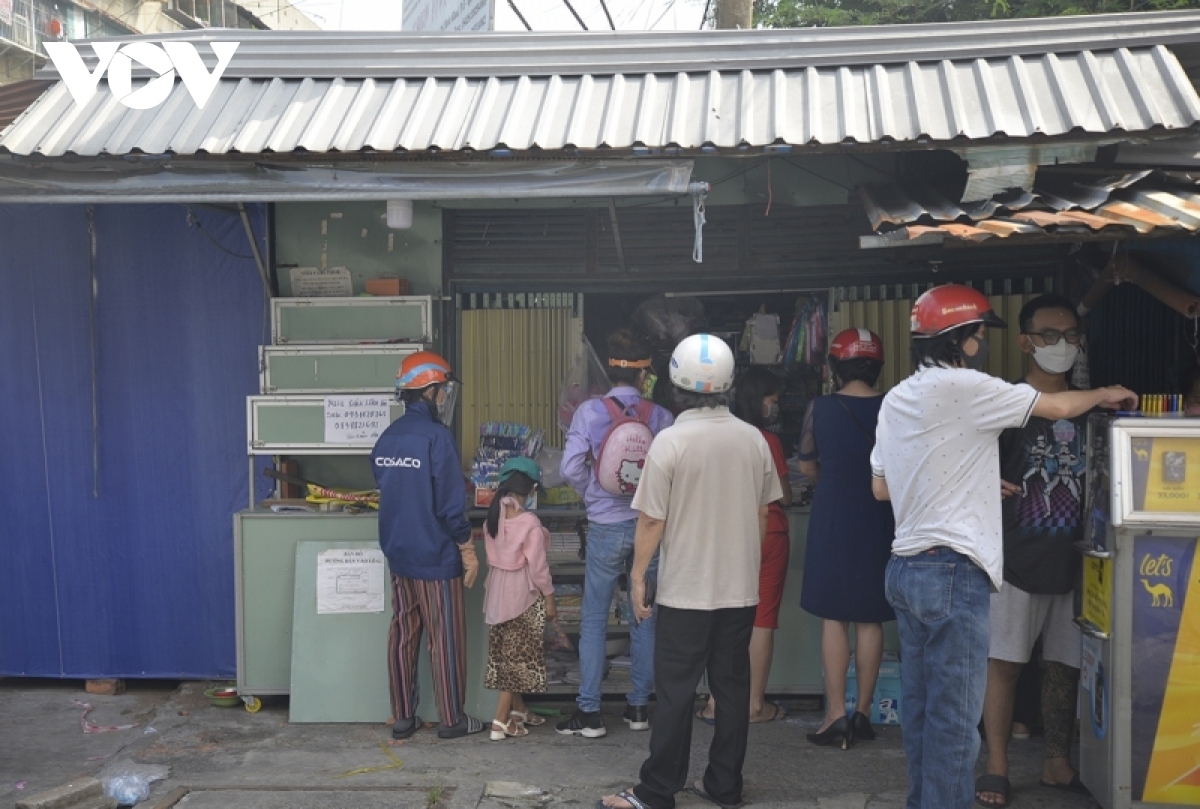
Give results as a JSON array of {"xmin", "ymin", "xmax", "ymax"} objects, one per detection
[{"xmin": 1139, "ymin": 394, "xmax": 1184, "ymax": 415}]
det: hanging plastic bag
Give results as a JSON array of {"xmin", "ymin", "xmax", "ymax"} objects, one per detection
[
  {"xmin": 535, "ymin": 446, "xmax": 566, "ymax": 489},
  {"xmin": 558, "ymin": 335, "xmax": 609, "ymax": 435},
  {"xmin": 544, "ymin": 618, "xmax": 574, "ymax": 652}
]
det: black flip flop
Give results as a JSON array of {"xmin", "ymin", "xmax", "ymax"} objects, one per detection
[
  {"xmin": 975, "ymin": 774, "xmax": 1011, "ymax": 808},
  {"xmin": 694, "ymin": 708, "xmax": 715, "ymax": 726},
  {"xmin": 691, "ymin": 780, "xmax": 744, "ymax": 809},
  {"xmin": 1040, "ymin": 774, "xmax": 1090, "ymax": 797}
]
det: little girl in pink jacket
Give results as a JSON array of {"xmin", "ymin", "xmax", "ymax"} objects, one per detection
[{"xmin": 483, "ymin": 457, "xmax": 556, "ymax": 740}]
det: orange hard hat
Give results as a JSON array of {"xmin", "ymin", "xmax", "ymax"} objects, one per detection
[
  {"xmin": 396, "ymin": 351, "xmax": 455, "ymax": 390},
  {"xmin": 829, "ymin": 328, "xmax": 885, "ymax": 363},
  {"xmin": 910, "ymin": 284, "xmax": 1007, "ymax": 337}
]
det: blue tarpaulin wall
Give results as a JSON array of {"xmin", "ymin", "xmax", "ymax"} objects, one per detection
[{"xmin": 0, "ymin": 203, "xmax": 269, "ymax": 678}]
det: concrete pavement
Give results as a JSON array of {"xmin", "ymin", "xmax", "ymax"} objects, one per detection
[{"xmin": 0, "ymin": 680, "xmax": 1094, "ymax": 808}]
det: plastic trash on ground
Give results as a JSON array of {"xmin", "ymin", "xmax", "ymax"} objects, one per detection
[{"xmin": 103, "ymin": 772, "xmax": 150, "ymax": 805}]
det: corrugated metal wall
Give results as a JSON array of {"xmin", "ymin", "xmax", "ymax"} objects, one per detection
[
  {"xmin": 458, "ymin": 294, "xmax": 581, "ymax": 463},
  {"xmin": 830, "ymin": 278, "xmax": 1058, "ymax": 391}
]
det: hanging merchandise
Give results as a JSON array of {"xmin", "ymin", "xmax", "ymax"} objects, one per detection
[
  {"xmin": 782, "ymin": 296, "xmax": 828, "ymax": 370},
  {"xmin": 558, "ymin": 334, "xmax": 610, "ymax": 435},
  {"xmin": 470, "ymin": 421, "xmax": 545, "ymax": 496},
  {"xmin": 741, "ymin": 310, "xmax": 782, "ymax": 365}
]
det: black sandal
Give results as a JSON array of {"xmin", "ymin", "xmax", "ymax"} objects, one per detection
[{"xmin": 975, "ymin": 774, "xmax": 1011, "ymax": 808}]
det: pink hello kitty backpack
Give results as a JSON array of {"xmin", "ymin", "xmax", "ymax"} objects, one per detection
[{"xmin": 594, "ymin": 397, "xmax": 656, "ymax": 497}]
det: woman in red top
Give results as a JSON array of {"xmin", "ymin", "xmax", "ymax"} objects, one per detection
[{"xmin": 697, "ymin": 367, "xmax": 792, "ymax": 724}]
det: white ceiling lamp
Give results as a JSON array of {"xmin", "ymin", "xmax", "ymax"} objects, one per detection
[{"xmin": 386, "ymin": 199, "xmax": 413, "ymax": 229}]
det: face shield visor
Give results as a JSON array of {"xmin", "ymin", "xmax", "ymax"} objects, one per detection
[{"xmin": 435, "ymin": 380, "xmax": 460, "ymax": 425}]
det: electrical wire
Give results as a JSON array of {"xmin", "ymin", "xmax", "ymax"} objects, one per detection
[
  {"xmin": 560, "ymin": 0, "xmax": 588, "ymax": 29},
  {"xmin": 700, "ymin": 0, "xmax": 712, "ymax": 28},
  {"xmin": 780, "ymin": 156, "xmax": 854, "ymax": 191},
  {"xmin": 650, "ymin": 0, "xmax": 678, "ymax": 29},
  {"xmin": 186, "ymin": 206, "xmax": 255, "ymax": 259},
  {"xmin": 597, "ymin": 0, "xmax": 616, "ymax": 29},
  {"xmin": 507, "ymin": 0, "xmax": 532, "ymax": 30}
]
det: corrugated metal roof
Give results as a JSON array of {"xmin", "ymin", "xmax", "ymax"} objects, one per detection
[
  {"xmin": 26, "ymin": 10, "xmax": 1200, "ymax": 80},
  {"xmin": 0, "ymin": 80, "xmax": 54, "ymax": 130},
  {"xmin": 4, "ymin": 45, "xmax": 1199, "ymax": 157},
  {"xmin": 859, "ymin": 172, "xmax": 1200, "ymax": 247}
]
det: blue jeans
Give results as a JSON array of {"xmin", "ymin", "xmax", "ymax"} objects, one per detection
[
  {"xmin": 578, "ymin": 519, "xmax": 658, "ymax": 713},
  {"xmin": 885, "ymin": 548, "xmax": 991, "ymax": 809}
]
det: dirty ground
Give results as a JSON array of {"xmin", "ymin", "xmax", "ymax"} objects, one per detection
[{"xmin": 0, "ymin": 680, "xmax": 1095, "ymax": 808}]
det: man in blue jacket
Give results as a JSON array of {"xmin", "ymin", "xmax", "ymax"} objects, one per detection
[{"xmin": 372, "ymin": 351, "xmax": 484, "ymax": 740}]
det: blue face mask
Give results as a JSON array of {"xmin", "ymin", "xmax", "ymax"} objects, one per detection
[{"xmin": 525, "ymin": 494, "xmax": 536, "ymax": 510}]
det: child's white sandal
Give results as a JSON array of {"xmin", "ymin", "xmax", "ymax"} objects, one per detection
[
  {"xmin": 510, "ymin": 710, "xmax": 545, "ymax": 726},
  {"xmin": 490, "ymin": 719, "xmax": 528, "ymax": 740}
]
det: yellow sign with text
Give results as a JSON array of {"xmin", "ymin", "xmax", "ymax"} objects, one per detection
[
  {"xmin": 1081, "ymin": 555, "xmax": 1112, "ymax": 636},
  {"xmin": 1135, "ymin": 437, "xmax": 1200, "ymax": 514}
]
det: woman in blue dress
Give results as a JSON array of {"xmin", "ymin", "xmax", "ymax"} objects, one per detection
[{"xmin": 798, "ymin": 328, "xmax": 896, "ymax": 749}]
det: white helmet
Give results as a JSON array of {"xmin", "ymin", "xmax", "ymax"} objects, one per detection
[{"xmin": 669, "ymin": 334, "xmax": 735, "ymax": 394}]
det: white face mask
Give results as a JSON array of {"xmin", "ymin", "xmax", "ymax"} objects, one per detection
[{"xmin": 1032, "ymin": 342, "xmax": 1078, "ymax": 374}]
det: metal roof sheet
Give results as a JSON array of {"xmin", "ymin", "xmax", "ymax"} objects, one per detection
[
  {"xmin": 859, "ymin": 172, "xmax": 1200, "ymax": 247},
  {"xmin": 4, "ymin": 44, "xmax": 1199, "ymax": 157},
  {"xmin": 26, "ymin": 11, "xmax": 1200, "ymax": 80}
]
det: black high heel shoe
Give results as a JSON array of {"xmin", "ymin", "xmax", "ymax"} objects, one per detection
[
  {"xmin": 851, "ymin": 710, "xmax": 876, "ymax": 742},
  {"xmin": 806, "ymin": 715, "xmax": 851, "ymax": 749}
]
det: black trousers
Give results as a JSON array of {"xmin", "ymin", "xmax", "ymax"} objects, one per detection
[{"xmin": 632, "ymin": 604, "xmax": 756, "ymax": 809}]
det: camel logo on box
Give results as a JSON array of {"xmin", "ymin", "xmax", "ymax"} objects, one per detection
[{"xmin": 44, "ymin": 41, "xmax": 239, "ymax": 110}]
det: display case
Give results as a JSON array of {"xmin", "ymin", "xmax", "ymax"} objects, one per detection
[
  {"xmin": 247, "ymin": 395, "xmax": 403, "ymax": 455},
  {"xmin": 271, "ymin": 295, "xmax": 433, "ymax": 345},
  {"xmin": 259, "ymin": 344, "xmax": 424, "ymax": 393},
  {"xmin": 1078, "ymin": 416, "xmax": 1200, "ymax": 809}
]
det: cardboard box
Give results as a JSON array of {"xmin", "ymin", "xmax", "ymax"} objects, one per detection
[
  {"xmin": 841, "ymin": 652, "xmax": 903, "ymax": 726},
  {"xmin": 366, "ymin": 277, "xmax": 409, "ymax": 296}
]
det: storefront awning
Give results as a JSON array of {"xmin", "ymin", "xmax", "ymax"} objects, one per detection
[
  {"xmin": 0, "ymin": 158, "xmax": 695, "ymax": 203},
  {"xmin": 858, "ymin": 171, "xmax": 1200, "ymax": 248},
  {"xmin": 4, "ymin": 13, "xmax": 1200, "ymax": 159}
]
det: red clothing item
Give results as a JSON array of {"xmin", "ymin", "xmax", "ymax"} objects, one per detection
[{"xmin": 763, "ymin": 430, "xmax": 789, "ymax": 535}]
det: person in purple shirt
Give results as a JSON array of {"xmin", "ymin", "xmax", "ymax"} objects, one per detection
[{"xmin": 556, "ymin": 329, "xmax": 674, "ymax": 739}]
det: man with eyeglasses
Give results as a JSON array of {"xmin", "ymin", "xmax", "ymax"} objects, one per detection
[{"xmin": 977, "ymin": 293, "xmax": 1098, "ymax": 807}]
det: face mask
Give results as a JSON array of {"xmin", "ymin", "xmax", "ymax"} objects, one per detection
[
  {"xmin": 641, "ymin": 373, "xmax": 658, "ymax": 399},
  {"xmin": 963, "ymin": 336, "xmax": 989, "ymax": 371},
  {"xmin": 1031, "ymin": 342, "xmax": 1079, "ymax": 375},
  {"xmin": 524, "ymin": 494, "xmax": 537, "ymax": 510},
  {"xmin": 764, "ymin": 402, "xmax": 780, "ymax": 424}
]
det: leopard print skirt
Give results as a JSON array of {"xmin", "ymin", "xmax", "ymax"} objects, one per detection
[{"xmin": 485, "ymin": 595, "xmax": 548, "ymax": 693}]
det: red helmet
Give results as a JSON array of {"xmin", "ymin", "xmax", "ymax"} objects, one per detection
[
  {"xmin": 829, "ymin": 328, "xmax": 885, "ymax": 363},
  {"xmin": 910, "ymin": 284, "xmax": 1007, "ymax": 337},
  {"xmin": 396, "ymin": 351, "xmax": 455, "ymax": 391}
]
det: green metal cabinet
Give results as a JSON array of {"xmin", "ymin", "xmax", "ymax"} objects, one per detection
[
  {"xmin": 246, "ymin": 396, "xmax": 404, "ymax": 454},
  {"xmin": 271, "ymin": 296, "xmax": 432, "ymax": 344},
  {"xmin": 259, "ymin": 344, "xmax": 423, "ymax": 393},
  {"xmin": 234, "ymin": 510, "xmax": 495, "ymax": 722}
]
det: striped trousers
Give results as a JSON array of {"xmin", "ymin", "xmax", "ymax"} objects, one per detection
[{"xmin": 387, "ymin": 574, "xmax": 467, "ymax": 728}]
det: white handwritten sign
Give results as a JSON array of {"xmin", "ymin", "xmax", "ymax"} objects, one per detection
[
  {"xmin": 317, "ymin": 548, "xmax": 386, "ymax": 614},
  {"xmin": 324, "ymin": 395, "xmax": 391, "ymax": 444},
  {"xmin": 290, "ymin": 267, "xmax": 352, "ymax": 297}
]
